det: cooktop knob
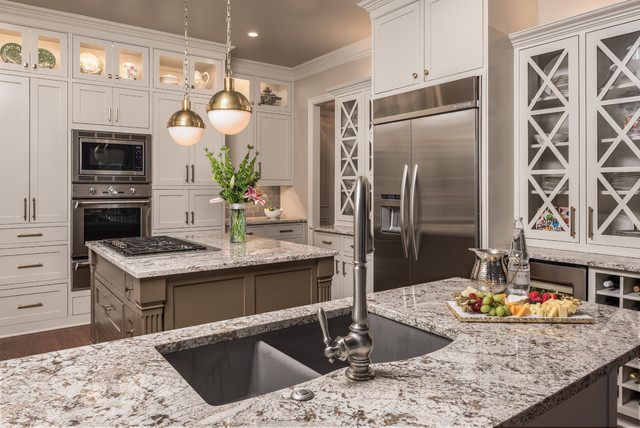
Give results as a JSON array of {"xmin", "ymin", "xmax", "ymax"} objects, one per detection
[
  {"xmin": 89, "ymin": 187, "xmax": 96, "ymax": 195},
  {"xmin": 108, "ymin": 186, "xmax": 119, "ymax": 195},
  {"xmin": 129, "ymin": 187, "xmax": 136, "ymax": 195}
]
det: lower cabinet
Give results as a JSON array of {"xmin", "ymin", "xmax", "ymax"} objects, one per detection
[
  {"xmin": 152, "ymin": 188, "xmax": 224, "ymax": 231},
  {"xmin": 0, "ymin": 282, "xmax": 67, "ymax": 327},
  {"xmin": 314, "ymin": 231, "xmax": 373, "ymax": 300},
  {"xmin": 90, "ymin": 252, "xmax": 334, "ymax": 342}
]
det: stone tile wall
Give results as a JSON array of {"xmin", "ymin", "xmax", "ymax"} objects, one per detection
[{"xmin": 224, "ymin": 186, "xmax": 281, "ymax": 220}]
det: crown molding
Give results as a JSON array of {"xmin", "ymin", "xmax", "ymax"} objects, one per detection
[
  {"xmin": 357, "ymin": 0, "xmax": 415, "ymax": 19},
  {"xmin": 510, "ymin": 0, "xmax": 640, "ymax": 48},
  {"xmin": 233, "ymin": 58, "xmax": 295, "ymax": 81},
  {"xmin": 293, "ymin": 37, "xmax": 371, "ymax": 81},
  {"xmin": 0, "ymin": 0, "xmax": 228, "ymax": 56},
  {"xmin": 325, "ymin": 76, "xmax": 371, "ymax": 97}
]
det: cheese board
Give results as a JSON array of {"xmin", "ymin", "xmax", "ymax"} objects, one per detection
[{"xmin": 446, "ymin": 301, "xmax": 594, "ymax": 324}]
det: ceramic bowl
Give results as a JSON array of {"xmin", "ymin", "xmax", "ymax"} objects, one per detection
[{"xmin": 264, "ymin": 208, "xmax": 283, "ymax": 219}]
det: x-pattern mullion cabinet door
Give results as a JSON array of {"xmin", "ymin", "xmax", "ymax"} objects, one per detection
[
  {"xmin": 586, "ymin": 20, "xmax": 640, "ymax": 248},
  {"xmin": 335, "ymin": 92, "xmax": 365, "ymax": 226},
  {"xmin": 518, "ymin": 37, "xmax": 580, "ymax": 243}
]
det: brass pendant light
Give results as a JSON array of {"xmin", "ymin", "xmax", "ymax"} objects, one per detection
[
  {"xmin": 167, "ymin": 0, "xmax": 206, "ymax": 146},
  {"xmin": 206, "ymin": 0, "xmax": 252, "ymax": 135}
]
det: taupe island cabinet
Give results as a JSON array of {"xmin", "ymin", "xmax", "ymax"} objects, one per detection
[{"xmin": 86, "ymin": 234, "xmax": 337, "ymax": 343}]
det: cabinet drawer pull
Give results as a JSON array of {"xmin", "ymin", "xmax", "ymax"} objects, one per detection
[
  {"xmin": 191, "ymin": 211, "xmax": 195, "ymax": 225},
  {"xmin": 125, "ymin": 285, "xmax": 133, "ymax": 292},
  {"xmin": 32, "ymin": 198, "xmax": 36, "ymax": 220},
  {"xmin": 17, "ymin": 233, "xmax": 43, "ymax": 238},
  {"xmin": 588, "ymin": 206, "xmax": 594, "ymax": 239},
  {"xmin": 246, "ymin": 232, "xmax": 254, "ymax": 235},
  {"xmin": 279, "ymin": 229, "xmax": 294, "ymax": 233},
  {"xmin": 335, "ymin": 260, "xmax": 339, "ymax": 274},
  {"xmin": 17, "ymin": 302, "xmax": 43, "ymax": 310},
  {"xmin": 191, "ymin": 164, "xmax": 195, "ymax": 183},
  {"xmin": 126, "ymin": 329, "xmax": 135, "ymax": 337},
  {"xmin": 185, "ymin": 211, "xmax": 189, "ymax": 225},
  {"xmin": 342, "ymin": 261, "xmax": 347, "ymax": 276},
  {"xmin": 570, "ymin": 206, "xmax": 576, "ymax": 238},
  {"xmin": 100, "ymin": 304, "xmax": 115, "ymax": 313},
  {"xmin": 17, "ymin": 263, "xmax": 43, "ymax": 269},
  {"xmin": 23, "ymin": 198, "xmax": 27, "ymax": 221},
  {"xmin": 185, "ymin": 164, "xmax": 189, "ymax": 183},
  {"xmin": 321, "ymin": 240, "xmax": 333, "ymax": 245}
]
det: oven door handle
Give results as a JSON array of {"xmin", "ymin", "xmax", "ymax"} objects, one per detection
[{"xmin": 74, "ymin": 200, "xmax": 150, "ymax": 209}]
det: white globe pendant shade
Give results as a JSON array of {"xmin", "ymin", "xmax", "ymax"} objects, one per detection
[
  {"xmin": 168, "ymin": 125, "xmax": 205, "ymax": 146},
  {"xmin": 207, "ymin": 109, "xmax": 251, "ymax": 135}
]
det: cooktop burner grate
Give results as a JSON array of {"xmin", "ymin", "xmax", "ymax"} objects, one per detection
[{"xmin": 100, "ymin": 236, "xmax": 212, "ymax": 257}]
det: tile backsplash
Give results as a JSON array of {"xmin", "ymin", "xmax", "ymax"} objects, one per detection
[{"xmin": 224, "ymin": 186, "xmax": 281, "ymax": 220}]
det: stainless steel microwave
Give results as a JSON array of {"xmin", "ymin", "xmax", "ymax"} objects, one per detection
[{"xmin": 72, "ymin": 130, "xmax": 151, "ymax": 182}]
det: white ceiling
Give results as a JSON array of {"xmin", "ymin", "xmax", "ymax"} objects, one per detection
[{"xmin": 8, "ymin": 0, "xmax": 372, "ymax": 68}]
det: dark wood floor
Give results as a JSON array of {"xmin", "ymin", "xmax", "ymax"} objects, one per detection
[{"xmin": 0, "ymin": 324, "xmax": 91, "ymax": 361}]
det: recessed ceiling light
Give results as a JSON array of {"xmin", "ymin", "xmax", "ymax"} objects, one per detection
[{"xmin": 248, "ymin": 32, "xmax": 258, "ymax": 38}]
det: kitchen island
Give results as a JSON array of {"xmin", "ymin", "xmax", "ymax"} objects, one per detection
[
  {"xmin": 1, "ymin": 278, "xmax": 638, "ymax": 427},
  {"xmin": 85, "ymin": 234, "xmax": 337, "ymax": 343}
]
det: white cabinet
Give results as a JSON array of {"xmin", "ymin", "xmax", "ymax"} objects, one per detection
[
  {"xmin": 72, "ymin": 83, "xmax": 149, "ymax": 128},
  {"xmin": 152, "ymin": 189, "xmax": 223, "ymax": 230},
  {"xmin": 256, "ymin": 112, "xmax": 293, "ymax": 185},
  {"xmin": 0, "ymin": 24, "xmax": 67, "ymax": 77},
  {"xmin": 327, "ymin": 78, "xmax": 373, "ymax": 227},
  {"xmin": 514, "ymin": 11, "xmax": 640, "ymax": 256},
  {"xmin": 153, "ymin": 92, "xmax": 224, "ymax": 186},
  {"xmin": 373, "ymin": 2, "xmax": 422, "ymax": 94},
  {"xmin": 368, "ymin": 0, "xmax": 484, "ymax": 95},
  {"xmin": 153, "ymin": 49, "xmax": 223, "ymax": 95},
  {"xmin": 0, "ymin": 75, "xmax": 67, "ymax": 226},
  {"xmin": 73, "ymin": 36, "xmax": 149, "ymax": 86},
  {"xmin": 314, "ymin": 232, "xmax": 373, "ymax": 300},
  {"xmin": 517, "ymin": 37, "xmax": 580, "ymax": 244}
]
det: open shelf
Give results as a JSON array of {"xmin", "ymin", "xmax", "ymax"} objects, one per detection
[
  {"xmin": 596, "ymin": 287, "xmax": 621, "ymax": 297},
  {"xmin": 623, "ymin": 291, "xmax": 640, "ymax": 301},
  {"xmin": 618, "ymin": 400, "xmax": 640, "ymax": 419},
  {"xmin": 623, "ymin": 379, "xmax": 640, "ymax": 392},
  {"xmin": 626, "ymin": 359, "xmax": 640, "ymax": 370}
]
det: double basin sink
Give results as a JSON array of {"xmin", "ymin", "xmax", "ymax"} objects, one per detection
[{"xmin": 160, "ymin": 313, "xmax": 452, "ymax": 406}]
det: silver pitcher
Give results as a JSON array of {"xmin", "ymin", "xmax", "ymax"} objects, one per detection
[{"xmin": 469, "ymin": 248, "xmax": 520, "ymax": 294}]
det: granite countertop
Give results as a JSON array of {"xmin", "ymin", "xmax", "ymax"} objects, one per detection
[
  {"xmin": 529, "ymin": 246, "xmax": 640, "ymax": 272},
  {"xmin": 1, "ymin": 278, "xmax": 638, "ymax": 427},
  {"xmin": 312, "ymin": 225, "xmax": 354, "ymax": 236},
  {"xmin": 245, "ymin": 217, "xmax": 306, "ymax": 225},
  {"xmin": 85, "ymin": 234, "xmax": 337, "ymax": 279}
]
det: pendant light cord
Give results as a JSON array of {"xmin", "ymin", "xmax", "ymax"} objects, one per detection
[
  {"xmin": 226, "ymin": 0, "xmax": 232, "ymax": 78},
  {"xmin": 183, "ymin": 0, "xmax": 190, "ymax": 100}
]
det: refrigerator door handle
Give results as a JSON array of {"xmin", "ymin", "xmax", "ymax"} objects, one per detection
[
  {"xmin": 400, "ymin": 164, "xmax": 410, "ymax": 258},
  {"xmin": 409, "ymin": 163, "xmax": 419, "ymax": 260}
]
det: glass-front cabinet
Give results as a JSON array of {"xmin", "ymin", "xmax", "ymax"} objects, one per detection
[
  {"xmin": 256, "ymin": 77, "xmax": 290, "ymax": 113},
  {"xmin": 0, "ymin": 24, "xmax": 67, "ymax": 76},
  {"xmin": 587, "ymin": 21, "xmax": 640, "ymax": 248},
  {"xmin": 519, "ymin": 37, "xmax": 579, "ymax": 243},
  {"xmin": 73, "ymin": 36, "xmax": 148, "ymax": 86},
  {"xmin": 153, "ymin": 49, "xmax": 221, "ymax": 95}
]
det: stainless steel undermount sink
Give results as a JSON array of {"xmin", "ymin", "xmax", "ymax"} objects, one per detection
[{"xmin": 160, "ymin": 313, "xmax": 452, "ymax": 406}]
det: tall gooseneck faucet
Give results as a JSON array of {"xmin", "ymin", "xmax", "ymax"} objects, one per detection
[{"xmin": 317, "ymin": 176, "xmax": 375, "ymax": 381}]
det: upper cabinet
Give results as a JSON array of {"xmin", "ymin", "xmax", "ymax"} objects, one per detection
[
  {"xmin": 153, "ymin": 49, "xmax": 222, "ymax": 95},
  {"xmin": 512, "ymin": 3, "xmax": 640, "ymax": 256},
  {"xmin": 368, "ymin": 0, "xmax": 484, "ymax": 96},
  {"xmin": 73, "ymin": 36, "xmax": 149, "ymax": 87},
  {"xmin": 0, "ymin": 24, "xmax": 67, "ymax": 77},
  {"xmin": 255, "ymin": 77, "xmax": 291, "ymax": 113}
]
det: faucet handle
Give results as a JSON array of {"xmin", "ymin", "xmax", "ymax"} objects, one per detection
[{"xmin": 317, "ymin": 308, "xmax": 335, "ymax": 363}]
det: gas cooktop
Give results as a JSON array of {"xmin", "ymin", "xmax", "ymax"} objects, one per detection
[{"xmin": 100, "ymin": 236, "xmax": 218, "ymax": 257}]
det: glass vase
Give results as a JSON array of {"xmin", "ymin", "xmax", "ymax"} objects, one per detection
[{"xmin": 229, "ymin": 203, "xmax": 247, "ymax": 243}]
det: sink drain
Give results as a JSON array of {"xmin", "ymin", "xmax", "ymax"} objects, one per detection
[{"xmin": 291, "ymin": 388, "xmax": 314, "ymax": 401}]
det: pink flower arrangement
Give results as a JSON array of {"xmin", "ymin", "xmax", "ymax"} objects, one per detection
[{"xmin": 244, "ymin": 186, "xmax": 265, "ymax": 205}]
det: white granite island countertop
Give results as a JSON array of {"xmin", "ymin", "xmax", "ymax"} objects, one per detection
[
  {"xmin": 1, "ymin": 278, "xmax": 639, "ymax": 427},
  {"xmin": 85, "ymin": 234, "xmax": 337, "ymax": 279}
]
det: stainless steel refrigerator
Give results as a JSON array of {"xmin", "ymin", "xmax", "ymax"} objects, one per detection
[{"xmin": 373, "ymin": 76, "xmax": 480, "ymax": 292}]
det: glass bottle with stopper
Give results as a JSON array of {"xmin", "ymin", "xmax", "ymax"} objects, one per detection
[{"xmin": 507, "ymin": 217, "xmax": 530, "ymax": 296}]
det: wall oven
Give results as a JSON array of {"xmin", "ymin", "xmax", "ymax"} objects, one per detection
[{"xmin": 71, "ymin": 130, "xmax": 152, "ymax": 291}]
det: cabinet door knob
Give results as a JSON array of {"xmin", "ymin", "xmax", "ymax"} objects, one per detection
[
  {"xmin": 107, "ymin": 73, "xmax": 113, "ymax": 79},
  {"xmin": 32, "ymin": 63, "xmax": 37, "ymax": 69},
  {"xmin": 115, "ymin": 74, "xmax": 120, "ymax": 79},
  {"xmin": 424, "ymin": 69, "xmax": 429, "ymax": 76},
  {"xmin": 23, "ymin": 62, "xmax": 28, "ymax": 68},
  {"xmin": 412, "ymin": 73, "xmax": 418, "ymax": 79},
  {"xmin": 126, "ymin": 329, "xmax": 134, "ymax": 337},
  {"xmin": 191, "ymin": 84, "xmax": 195, "ymax": 89}
]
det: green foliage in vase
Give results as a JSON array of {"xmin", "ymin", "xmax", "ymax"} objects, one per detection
[{"xmin": 204, "ymin": 145, "xmax": 260, "ymax": 204}]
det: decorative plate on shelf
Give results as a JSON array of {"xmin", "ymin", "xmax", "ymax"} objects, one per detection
[
  {"xmin": 79, "ymin": 52, "xmax": 103, "ymax": 75},
  {"xmin": 38, "ymin": 48, "xmax": 56, "ymax": 69},
  {"xmin": 542, "ymin": 54, "xmax": 568, "ymax": 97},
  {"xmin": 0, "ymin": 42, "xmax": 22, "ymax": 64}
]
